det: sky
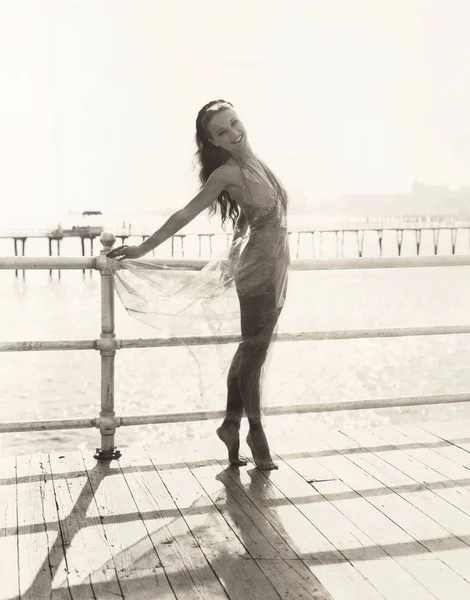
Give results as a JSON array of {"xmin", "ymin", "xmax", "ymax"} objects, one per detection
[{"xmin": 1, "ymin": 0, "xmax": 470, "ymax": 223}]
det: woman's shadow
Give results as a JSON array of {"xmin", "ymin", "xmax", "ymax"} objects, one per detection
[{"xmin": 214, "ymin": 462, "xmax": 332, "ymax": 599}]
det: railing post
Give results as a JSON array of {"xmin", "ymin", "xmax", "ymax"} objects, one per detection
[{"xmin": 94, "ymin": 232, "xmax": 121, "ymax": 460}]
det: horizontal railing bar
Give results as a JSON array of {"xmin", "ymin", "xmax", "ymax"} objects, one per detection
[
  {"xmin": 291, "ymin": 256, "xmax": 470, "ymax": 270},
  {"xmin": 0, "ymin": 257, "xmax": 96, "ymax": 270},
  {"xmin": 120, "ymin": 325, "xmax": 470, "ymax": 348},
  {"xmin": 0, "ymin": 256, "xmax": 206, "ymax": 271},
  {"xmin": 277, "ymin": 325, "xmax": 470, "ymax": 341},
  {"xmin": 118, "ymin": 392, "xmax": 470, "ymax": 424},
  {"xmin": 0, "ymin": 417, "xmax": 97, "ymax": 433},
  {"xmin": 0, "ymin": 340, "xmax": 96, "ymax": 352},
  {"xmin": 266, "ymin": 393, "xmax": 470, "ymax": 413},
  {"xmin": 2, "ymin": 392, "xmax": 470, "ymax": 433},
  {"xmin": 115, "ymin": 255, "xmax": 470, "ymax": 271},
  {"xmin": 3, "ymin": 324, "xmax": 470, "ymax": 353},
  {"xmin": 2, "ymin": 255, "xmax": 470, "ymax": 271}
]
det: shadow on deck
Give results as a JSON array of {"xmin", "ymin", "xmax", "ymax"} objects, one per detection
[{"xmin": 3, "ymin": 419, "xmax": 470, "ymax": 600}]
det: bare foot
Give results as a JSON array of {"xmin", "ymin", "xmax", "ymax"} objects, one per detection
[
  {"xmin": 246, "ymin": 429, "xmax": 278, "ymax": 470},
  {"xmin": 216, "ymin": 424, "xmax": 247, "ymax": 467}
]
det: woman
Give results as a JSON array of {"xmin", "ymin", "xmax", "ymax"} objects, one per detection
[{"xmin": 107, "ymin": 99, "xmax": 290, "ymax": 470}]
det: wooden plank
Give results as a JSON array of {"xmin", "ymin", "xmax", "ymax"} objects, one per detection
[
  {"xmin": 301, "ymin": 561, "xmax": 386, "ymax": 600},
  {"xmin": 41, "ymin": 456, "xmax": 74, "ymax": 600},
  {"xmin": 48, "ymin": 451, "xmax": 121, "ymax": 599},
  {"xmin": 364, "ymin": 424, "xmax": 470, "ymax": 518},
  {"xmin": 386, "ymin": 554, "xmax": 470, "ymax": 600},
  {"xmin": 305, "ymin": 434, "xmax": 470, "ymax": 553},
  {"xmin": 324, "ymin": 426, "xmax": 470, "ymax": 533},
  {"xmin": 352, "ymin": 555, "xmax": 466, "ymax": 600},
  {"xmin": 208, "ymin": 441, "xmax": 387, "ymax": 600},
  {"xmin": 51, "ymin": 585, "xmax": 76, "ymax": 600},
  {"xmin": 408, "ymin": 422, "xmax": 470, "ymax": 469},
  {"xmin": 146, "ymin": 443, "xmax": 282, "ymax": 600},
  {"xmin": 268, "ymin": 450, "xmax": 391, "ymax": 561},
  {"xmin": 340, "ymin": 425, "xmax": 470, "ymax": 517},
  {"xmin": 190, "ymin": 441, "xmax": 333, "ymax": 599},
  {"xmin": 282, "ymin": 439, "xmax": 470, "ymax": 596},
  {"xmin": 323, "ymin": 428, "xmax": 470, "ymax": 525},
  {"xmin": 79, "ymin": 450, "xmax": 159, "ymax": 574},
  {"xmin": 339, "ymin": 427, "xmax": 447, "ymax": 484},
  {"xmin": 283, "ymin": 452, "xmax": 417, "ymax": 538},
  {"xmin": 283, "ymin": 455, "xmax": 424, "ymax": 553},
  {"xmin": 255, "ymin": 558, "xmax": 333, "ymax": 600},
  {"xmin": 88, "ymin": 569, "xmax": 128, "ymax": 600},
  {"xmin": 16, "ymin": 453, "xmax": 65, "ymax": 599},
  {"xmin": 118, "ymin": 568, "xmax": 176, "ymax": 600},
  {"xmin": 212, "ymin": 452, "xmax": 343, "ymax": 561},
  {"xmin": 389, "ymin": 424, "xmax": 470, "ymax": 536},
  {"xmin": 369, "ymin": 425, "xmax": 470, "ymax": 589},
  {"xmin": 419, "ymin": 420, "xmax": 470, "ymax": 456},
  {"xmin": 269, "ymin": 451, "xmax": 437, "ymax": 600},
  {"xmin": 335, "ymin": 427, "xmax": 470, "ymax": 584},
  {"xmin": 190, "ymin": 447, "xmax": 299, "ymax": 560},
  {"xmin": 117, "ymin": 444, "xmax": 227, "ymax": 599},
  {"xmin": 382, "ymin": 425, "xmax": 470, "ymax": 482},
  {"xmin": 0, "ymin": 456, "xmax": 20, "ymax": 600}
]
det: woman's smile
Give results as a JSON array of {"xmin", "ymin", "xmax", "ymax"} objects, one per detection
[{"xmin": 232, "ymin": 133, "xmax": 244, "ymax": 144}]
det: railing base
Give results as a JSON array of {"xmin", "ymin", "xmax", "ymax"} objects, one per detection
[{"xmin": 93, "ymin": 446, "xmax": 122, "ymax": 461}]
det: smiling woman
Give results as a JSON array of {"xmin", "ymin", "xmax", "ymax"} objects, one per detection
[{"xmin": 107, "ymin": 99, "xmax": 290, "ymax": 471}]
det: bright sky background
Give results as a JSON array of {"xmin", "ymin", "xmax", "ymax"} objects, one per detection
[{"xmin": 1, "ymin": 0, "xmax": 470, "ymax": 222}]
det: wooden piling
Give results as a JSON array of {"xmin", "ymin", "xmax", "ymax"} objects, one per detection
[
  {"xmin": 13, "ymin": 237, "xmax": 26, "ymax": 277},
  {"xmin": 377, "ymin": 230, "xmax": 383, "ymax": 256},
  {"xmin": 397, "ymin": 229, "xmax": 404, "ymax": 256}
]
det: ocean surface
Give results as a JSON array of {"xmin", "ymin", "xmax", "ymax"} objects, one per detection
[{"xmin": 2, "ymin": 221, "xmax": 470, "ymax": 458}]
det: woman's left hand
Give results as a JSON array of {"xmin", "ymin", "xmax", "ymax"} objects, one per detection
[{"xmin": 106, "ymin": 245, "xmax": 145, "ymax": 260}]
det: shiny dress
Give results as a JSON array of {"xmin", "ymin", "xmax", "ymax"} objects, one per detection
[{"xmin": 233, "ymin": 157, "xmax": 290, "ymax": 307}]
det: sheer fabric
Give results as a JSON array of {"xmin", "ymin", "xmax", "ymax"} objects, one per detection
[{"xmin": 107, "ymin": 157, "xmax": 290, "ymax": 414}]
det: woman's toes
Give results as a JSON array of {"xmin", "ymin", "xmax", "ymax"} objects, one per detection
[
  {"xmin": 231, "ymin": 458, "xmax": 248, "ymax": 466},
  {"xmin": 257, "ymin": 461, "xmax": 278, "ymax": 470}
]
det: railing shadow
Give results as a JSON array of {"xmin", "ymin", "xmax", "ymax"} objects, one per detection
[
  {"xmin": 11, "ymin": 460, "xmax": 114, "ymax": 600},
  {"xmin": 6, "ymin": 434, "xmax": 470, "ymax": 489}
]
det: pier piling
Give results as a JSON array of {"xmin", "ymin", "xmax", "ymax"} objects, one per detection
[
  {"xmin": 47, "ymin": 236, "xmax": 62, "ymax": 278},
  {"xmin": 397, "ymin": 229, "xmax": 404, "ymax": 256},
  {"xmin": 13, "ymin": 237, "xmax": 26, "ymax": 277}
]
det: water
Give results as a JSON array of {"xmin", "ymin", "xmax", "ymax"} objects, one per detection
[{"xmin": 2, "ymin": 225, "xmax": 470, "ymax": 458}]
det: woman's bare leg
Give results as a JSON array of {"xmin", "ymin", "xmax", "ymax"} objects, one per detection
[
  {"xmin": 217, "ymin": 347, "xmax": 247, "ymax": 466},
  {"xmin": 238, "ymin": 294, "xmax": 281, "ymax": 470}
]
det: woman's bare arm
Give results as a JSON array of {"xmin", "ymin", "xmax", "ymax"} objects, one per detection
[{"xmin": 107, "ymin": 165, "xmax": 239, "ymax": 258}]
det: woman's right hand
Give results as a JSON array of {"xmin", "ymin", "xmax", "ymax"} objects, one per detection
[{"xmin": 106, "ymin": 245, "xmax": 146, "ymax": 260}]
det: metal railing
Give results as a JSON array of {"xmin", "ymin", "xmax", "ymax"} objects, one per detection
[{"xmin": 1, "ymin": 232, "xmax": 470, "ymax": 460}]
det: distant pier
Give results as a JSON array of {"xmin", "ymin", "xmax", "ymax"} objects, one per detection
[{"xmin": 2, "ymin": 215, "xmax": 470, "ymax": 276}]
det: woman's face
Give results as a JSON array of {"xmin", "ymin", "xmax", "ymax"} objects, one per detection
[{"xmin": 207, "ymin": 108, "xmax": 248, "ymax": 154}]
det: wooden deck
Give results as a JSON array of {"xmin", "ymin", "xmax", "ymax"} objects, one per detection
[{"xmin": 3, "ymin": 419, "xmax": 470, "ymax": 599}]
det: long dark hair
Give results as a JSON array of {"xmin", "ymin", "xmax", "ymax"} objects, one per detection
[
  {"xmin": 195, "ymin": 99, "xmax": 239, "ymax": 229},
  {"xmin": 195, "ymin": 99, "xmax": 288, "ymax": 228}
]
